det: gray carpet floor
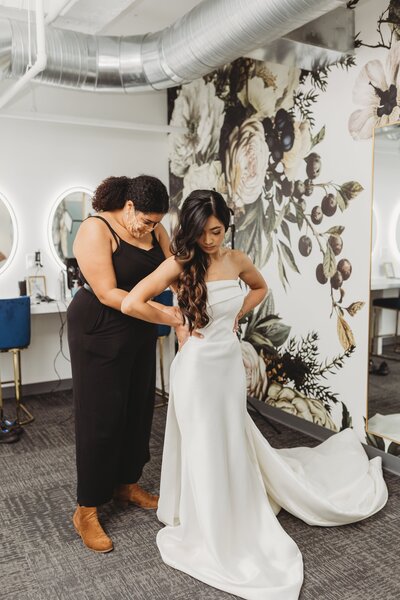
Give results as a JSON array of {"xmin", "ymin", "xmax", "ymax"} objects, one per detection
[
  {"xmin": 369, "ymin": 350, "xmax": 400, "ymax": 419},
  {"xmin": 1, "ymin": 390, "xmax": 400, "ymax": 600}
]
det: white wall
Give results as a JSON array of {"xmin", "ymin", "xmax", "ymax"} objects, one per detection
[{"xmin": 0, "ymin": 81, "xmax": 171, "ymax": 387}]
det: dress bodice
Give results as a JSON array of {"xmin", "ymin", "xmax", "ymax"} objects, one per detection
[{"xmin": 197, "ymin": 280, "xmax": 244, "ymax": 342}]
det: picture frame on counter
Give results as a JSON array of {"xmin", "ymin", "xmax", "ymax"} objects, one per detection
[{"xmin": 27, "ymin": 275, "xmax": 47, "ymax": 298}]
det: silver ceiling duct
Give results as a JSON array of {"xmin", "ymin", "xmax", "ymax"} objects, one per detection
[{"xmin": 0, "ymin": 0, "xmax": 348, "ymax": 93}]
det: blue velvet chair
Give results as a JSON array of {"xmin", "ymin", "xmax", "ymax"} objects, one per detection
[
  {"xmin": 154, "ymin": 289, "xmax": 173, "ymax": 405},
  {"xmin": 0, "ymin": 296, "xmax": 34, "ymax": 425}
]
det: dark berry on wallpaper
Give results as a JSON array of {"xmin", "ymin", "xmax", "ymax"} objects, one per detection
[
  {"xmin": 294, "ymin": 180, "xmax": 306, "ymax": 199},
  {"xmin": 281, "ymin": 178, "xmax": 294, "ymax": 197},
  {"xmin": 265, "ymin": 134, "xmax": 275, "ymax": 150},
  {"xmin": 271, "ymin": 145, "xmax": 284, "ymax": 162},
  {"xmin": 316, "ymin": 263, "xmax": 328, "ymax": 284},
  {"xmin": 321, "ymin": 193, "xmax": 337, "ymax": 216},
  {"xmin": 263, "ymin": 117, "xmax": 273, "ymax": 135},
  {"xmin": 281, "ymin": 128, "xmax": 295, "ymax": 152},
  {"xmin": 330, "ymin": 271, "xmax": 343, "ymax": 289},
  {"xmin": 328, "ymin": 235, "xmax": 343, "ymax": 256},
  {"xmin": 275, "ymin": 108, "xmax": 290, "ymax": 131},
  {"xmin": 304, "ymin": 179, "xmax": 314, "ymax": 196},
  {"xmin": 311, "ymin": 206, "xmax": 323, "ymax": 224},
  {"xmin": 305, "ymin": 152, "xmax": 321, "ymax": 179},
  {"xmin": 337, "ymin": 258, "xmax": 352, "ymax": 280},
  {"xmin": 265, "ymin": 177, "xmax": 274, "ymax": 191},
  {"xmin": 298, "ymin": 235, "xmax": 312, "ymax": 256},
  {"xmin": 297, "ymin": 199, "xmax": 306, "ymax": 212}
]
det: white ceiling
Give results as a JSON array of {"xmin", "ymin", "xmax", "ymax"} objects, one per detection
[{"xmin": 0, "ymin": 0, "xmax": 204, "ymax": 35}]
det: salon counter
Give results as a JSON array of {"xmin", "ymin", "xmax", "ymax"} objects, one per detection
[{"xmin": 30, "ymin": 298, "xmax": 71, "ymax": 314}]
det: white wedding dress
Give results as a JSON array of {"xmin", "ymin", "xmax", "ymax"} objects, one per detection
[{"xmin": 156, "ymin": 280, "xmax": 388, "ymax": 600}]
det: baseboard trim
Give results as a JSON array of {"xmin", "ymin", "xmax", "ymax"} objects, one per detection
[
  {"xmin": 1, "ymin": 379, "xmax": 73, "ymax": 399},
  {"xmin": 247, "ymin": 397, "xmax": 400, "ymax": 477}
]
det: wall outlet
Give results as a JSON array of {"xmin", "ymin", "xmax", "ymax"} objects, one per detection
[{"xmin": 25, "ymin": 252, "xmax": 36, "ymax": 270}]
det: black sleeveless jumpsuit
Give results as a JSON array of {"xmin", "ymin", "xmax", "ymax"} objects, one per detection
[{"xmin": 67, "ymin": 216, "xmax": 165, "ymax": 507}]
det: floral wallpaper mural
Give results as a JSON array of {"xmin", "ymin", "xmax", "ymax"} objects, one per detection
[{"xmin": 167, "ymin": 0, "xmax": 400, "ymax": 452}]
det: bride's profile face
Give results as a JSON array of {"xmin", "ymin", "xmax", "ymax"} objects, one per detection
[{"xmin": 197, "ymin": 215, "xmax": 226, "ymax": 254}]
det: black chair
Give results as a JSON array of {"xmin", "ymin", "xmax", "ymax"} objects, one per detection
[
  {"xmin": 154, "ymin": 290, "xmax": 173, "ymax": 405},
  {"xmin": 0, "ymin": 296, "xmax": 34, "ymax": 425},
  {"xmin": 372, "ymin": 296, "xmax": 400, "ymax": 360}
]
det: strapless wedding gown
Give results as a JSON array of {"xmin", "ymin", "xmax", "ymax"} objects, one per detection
[{"xmin": 156, "ymin": 280, "xmax": 388, "ymax": 600}]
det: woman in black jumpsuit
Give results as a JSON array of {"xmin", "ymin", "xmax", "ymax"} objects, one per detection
[{"xmin": 67, "ymin": 175, "xmax": 172, "ymax": 553}]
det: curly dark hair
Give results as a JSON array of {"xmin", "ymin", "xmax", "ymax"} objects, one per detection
[
  {"xmin": 92, "ymin": 175, "xmax": 169, "ymax": 213},
  {"xmin": 171, "ymin": 189, "xmax": 231, "ymax": 332}
]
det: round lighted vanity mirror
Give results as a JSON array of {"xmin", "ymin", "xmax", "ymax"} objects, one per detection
[
  {"xmin": 49, "ymin": 187, "xmax": 93, "ymax": 268},
  {"xmin": 0, "ymin": 192, "xmax": 18, "ymax": 275}
]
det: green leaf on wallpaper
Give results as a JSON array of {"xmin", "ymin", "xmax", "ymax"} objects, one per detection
[
  {"xmin": 274, "ymin": 205, "xmax": 286, "ymax": 230},
  {"xmin": 284, "ymin": 211, "xmax": 297, "ymax": 224},
  {"xmin": 311, "ymin": 125, "xmax": 325, "ymax": 148},
  {"xmin": 335, "ymin": 190, "xmax": 347, "ymax": 211},
  {"xmin": 279, "ymin": 241, "xmax": 300, "ymax": 274},
  {"xmin": 294, "ymin": 202, "xmax": 304, "ymax": 230},
  {"xmin": 259, "ymin": 290, "xmax": 275, "ymax": 320},
  {"xmin": 260, "ymin": 236, "xmax": 273, "ymax": 267},
  {"xmin": 239, "ymin": 202, "xmax": 259, "ymax": 230},
  {"xmin": 365, "ymin": 429, "xmax": 385, "ymax": 451},
  {"xmin": 337, "ymin": 315, "xmax": 355, "ymax": 351},
  {"xmin": 387, "ymin": 442, "xmax": 400, "ymax": 456},
  {"xmin": 323, "ymin": 243, "xmax": 337, "ymax": 278},
  {"xmin": 256, "ymin": 314, "xmax": 283, "ymax": 328},
  {"xmin": 275, "ymin": 186, "xmax": 283, "ymax": 206},
  {"xmin": 280, "ymin": 220, "xmax": 291, "ymax": 243},
  {"xmin": 247, "ymin": 331, "xmax": 271, "ymax": 348},
  {"xmin": 277, "ymin": 251, "xmax": 288, "ymax": 291},
  {"xmin": 263, "ymin": 318, "xmax": 291, "ymax": 347},
  {"xmin": 324, "ymin": 226, "xmax": 345, "ymax": 236},
  {"xmin": 264, "ymin": 200, "xmax": 276, "ymax": 235},
  {"xmin": 341, "ymin": 181, "xmax": 364, "ymax": 201}
]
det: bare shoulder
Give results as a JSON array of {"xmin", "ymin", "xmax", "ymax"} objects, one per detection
[
  {"xmin": 74, "ymin": 216, "xmax": 114, "ymax": 251},
  {"xmin": 77, "ymin": 216, "xmax": 109, "ymax": 237},
  {"xmin": 155, "ymin": 222, "xmax": 169, "ymax": 241},
  {"xmin": 229, "ymin": 249, "xmax": 253, "ymax": 269}
]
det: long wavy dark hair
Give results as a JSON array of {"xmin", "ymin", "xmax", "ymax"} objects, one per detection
[{"xmin": 171, "ymin": 190, "xmax": 231, "ymax": 332}]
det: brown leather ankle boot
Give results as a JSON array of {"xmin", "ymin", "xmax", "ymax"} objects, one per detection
[
  {"xmin": 114, "ymin": 483, "xmax": 159, "ymax": 510},
  {"xmin": 72, "ymin": 505, "xmax": 113, "ymax": 553}
]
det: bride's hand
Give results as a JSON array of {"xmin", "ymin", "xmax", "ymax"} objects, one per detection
[
  {"xmin": 160, "ymin": 305, "xmax": 183, "ymax": 324},
  {"xmin": 175, "ymin": 322, "xmax": 204, "ymax": 350},
  {"xmin": 233, "ymin": 308, "xmax": 244, "ymax": 333}
]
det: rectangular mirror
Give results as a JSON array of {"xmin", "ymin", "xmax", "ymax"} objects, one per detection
[{"xmin": 368, "ymin": 121, "xmax": 400, "ymax": 447}]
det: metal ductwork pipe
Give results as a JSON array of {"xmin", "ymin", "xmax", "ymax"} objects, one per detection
[{"xmin": 0, "ymin": 0, "xmax": 347, "ymax": 93}]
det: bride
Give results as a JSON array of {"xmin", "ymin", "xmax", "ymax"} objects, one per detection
[{"xmin": 121, "ymin": 189, "xmax": 388, "ymax": 600}]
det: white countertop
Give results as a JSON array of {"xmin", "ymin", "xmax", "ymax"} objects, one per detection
[
  {"xmin": 30, "ymin": 298, "xmax": 72, "ymax": 314},
  {"xmin": 371, "ymin": 278, "xmax": 400, "ymax": 291}
]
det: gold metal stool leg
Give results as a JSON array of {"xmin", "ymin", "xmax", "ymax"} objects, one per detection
[
  {"xmin": 11, "ymin": 349, "xmax": 34, "ymax": 426},
  {"xmin": 155, "ymin": 336, "xmax": 168, "ymax": 408}
]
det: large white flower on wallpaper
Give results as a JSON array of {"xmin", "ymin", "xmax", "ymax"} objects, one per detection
[
  {"xmin": 241, "ymin": 341, "xmax": 269, "ymax": 400},
  {"xmin": 282, "ymin": 120, "xmax": 312, "ymax": 182},
  {"xmin": 237, "ymin": 64, "xmax": 300, "ymax": 119},
  {"xmin": 169, "ymin": 79, "xmax": 225, "ymax": 178},
  {"xmin": 225, "ymin": 117, "xmax": 268, "ymax": 209},
  {"xmin": 266, "ymin": 383, "xmax": 338, "ymax": 432},
  {"xmin": 349, "ymin": 41, "xmax": 400, "ymax": 140},
  {"xmin": 183, "ymin": 161, "xmax": 226, "ymax": 199}
]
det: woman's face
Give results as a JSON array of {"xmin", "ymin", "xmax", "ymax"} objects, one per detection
[
  {"xmin": 197, "ymin": 215, "xmax": 226, "ymax": 254},
  {"xmin": 123, "ymin": 201, "xmax": 164, "ymax": 238}
]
